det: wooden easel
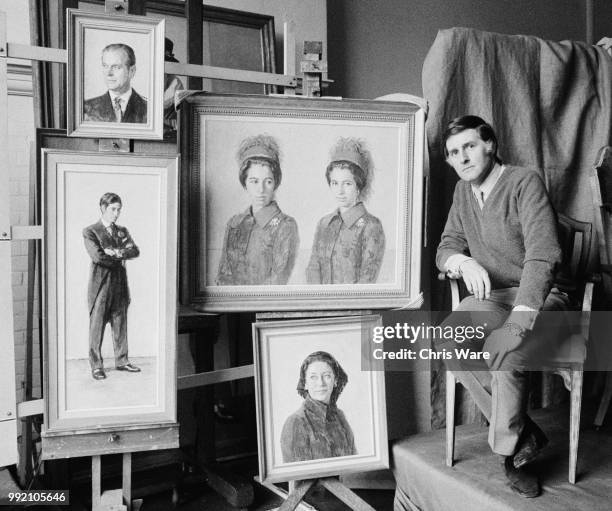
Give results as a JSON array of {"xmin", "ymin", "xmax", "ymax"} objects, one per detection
[
  {"xmin": 249, "ymin": 44, "xmax": 379, "ymax": 511},
  {"xmin": 1, "ymin": 1, "xmax": 298, "ymax": 509},
  {"xmin": 255, "ymin": 311, "xmax": 376, "ymax": 511}
]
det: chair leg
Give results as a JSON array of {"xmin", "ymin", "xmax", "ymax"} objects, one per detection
[
  {"xmin": 594, "ymin": 372, "xmax": 612, "ymax": 428},
  {"xmin": 569, "ymin": 369, "xmax": 583, "ymax": 484},
  {"xmin": 446, "ymin": 370, "xmax": 456, "ymax": 467}
]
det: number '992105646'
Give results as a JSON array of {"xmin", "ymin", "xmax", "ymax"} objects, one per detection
[{"xmin": 0, "ymin": 490, "xmax": 69, "ymax": 506}]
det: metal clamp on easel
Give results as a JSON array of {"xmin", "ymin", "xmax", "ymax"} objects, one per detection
[{"xmin": 300, "ymin": 41, "xmax": 327, "ymax": 97}]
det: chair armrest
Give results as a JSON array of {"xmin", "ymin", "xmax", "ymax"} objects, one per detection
[
  {"xmin": 438, "ymin": 271, "xmax": 460, "ymax": 281},
  {"xmin": 437, "ymin": 271, "xmax": 461, "ymax": 310}
]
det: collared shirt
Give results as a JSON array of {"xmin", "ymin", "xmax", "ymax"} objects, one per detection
[
  {"xmin": 306, "ymin": 202, "xmax": 385, "ymax": 284},
  {"xmin": 216, "ymin": 201, "xmax": 299, "ymax": 285},
  {"xmin": 280, "ymin": 396, "xmax": 357, "ymax": 463},
  {"xmin": 471, "ymin": 164, "xmax": 505, "ymax": 208},
  {"xmin": 108, "ymin": 88, "xmax": 133, "ymax": 114}
]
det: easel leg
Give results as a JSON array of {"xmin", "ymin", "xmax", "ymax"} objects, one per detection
[
  {"xmin": 92, "ymin": 456, "xmax": 101, "ymax": 511},
  {"xmin": 122, "ymin": 453, "xmax": 131, "ymax": 510},
  {"xmin": 319, "ymin": 478, "xmax": 376, "ymax": 511},
  {"xmin": 278, "ymin": 480, "xmax": 316, "ymax": 511}
]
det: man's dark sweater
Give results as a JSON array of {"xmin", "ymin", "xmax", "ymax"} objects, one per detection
[{"xmin": 436, "ymin": 166, "xmax": 561, "ymax": 310}]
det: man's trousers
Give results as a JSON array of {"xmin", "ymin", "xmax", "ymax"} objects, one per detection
[{"xmin": 437, "ymin": 287, "xmax": 568, "ymax": 456}]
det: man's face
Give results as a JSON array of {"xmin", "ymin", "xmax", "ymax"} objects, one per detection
[
  {"xmin": 101, "ymin": 202, "xmax": 122, "ymax": 224},
  {"xmin": 101, "ymin": 49, "xmax": 135, "ymax": 95},
  {"xmin": 445, "ymin": 129, "xmax": 494, "ymax": 186}
]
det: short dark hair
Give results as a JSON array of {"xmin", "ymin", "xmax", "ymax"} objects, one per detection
[
  {"xmin": 296, "ymin": 351, "xmax": 348, "ymax": 405},
  {"xmin": 99, "ymin": 192, "xmax": 122, "ymax": 209},
  {"xmin": 442, "ymin": 115, "xmax": 501, "ymax": 163},
  {"xmin": 102, "ymin": 43, "xmax": 136, "ymax": 67}
]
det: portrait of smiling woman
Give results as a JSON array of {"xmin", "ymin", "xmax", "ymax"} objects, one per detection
[
  {"xmin": 216, "ymin": 134, "xmax": 300, "ymax": 285},
  {"xmin": 280, "ymin": 350, "xmax": 357, "ymax": 463},
  {"xmin": 306, "ymin": 137, "xmax": 386, "ymax": 284}
]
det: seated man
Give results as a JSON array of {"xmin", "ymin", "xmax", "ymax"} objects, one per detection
[{"xmin": 435, "ymin": 115, "xmax": 567, "ymax": 498}]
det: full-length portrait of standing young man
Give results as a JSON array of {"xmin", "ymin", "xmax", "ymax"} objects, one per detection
[
  {"xmin": 83, "ymin": 192, "xmax": 141, "ymax": 380},
  {"xmin": 435, "ymin": 115, "xmax": 567, "ymax": 498}
]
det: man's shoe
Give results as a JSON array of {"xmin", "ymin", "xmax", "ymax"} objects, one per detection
[
  {"xmin": 116, "ymin": 363, "xmax": 141, "ymax": 373},
  {"xmin": 504, "ymin": 456, "xmax": 540, "ymax": 498},
  {"xmin": 92, "ymin": 368, "xmax": 106, "ymax": 380},
  {"xmin": 513, "ymin": 421, "xmax": 548, "ymax": 469}
]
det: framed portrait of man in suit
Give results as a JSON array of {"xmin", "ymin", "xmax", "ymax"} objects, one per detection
[
  {"xmin": 66, "ymin": 9, "xmax": 165, "ymax": 140},
  {"xmin": 42, "ymin": 149, "xmax": 178, "ymax": 450}
]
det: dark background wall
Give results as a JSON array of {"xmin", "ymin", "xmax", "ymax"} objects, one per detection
[
  {"xmin": 327, "ymin": 0, "xmax": 595, "ymax": 99},
  {"xmin": 325, "ymin": 0, "xmax": 612, "ymax": 438}
]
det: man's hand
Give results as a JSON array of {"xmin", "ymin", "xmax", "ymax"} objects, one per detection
[
  {"xmin": 483, "ymin": 324, "xmax": 526, "ymax": 370},
  {"xmin": 458, "ymin": 259, "xmax": 491, "ymax": 301},
  {"xmin": 597, "ymin": 37, "xmax": 612, "ymax": 56},
  {"xmin": 104, "ymin": 248, "xmax": 116, "ymax": 257}
]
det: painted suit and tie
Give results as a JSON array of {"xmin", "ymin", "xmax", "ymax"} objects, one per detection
[
  {"xmin": 83, "ymin": 89, "xmax": 147, "ymax": 123},
  {"xmin": 83, "ymin": 219, "xmax": 139, "ymax": 372}
]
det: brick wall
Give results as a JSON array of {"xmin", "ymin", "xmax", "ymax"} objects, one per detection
[{"xmin": 8, "ymin": 92, "xmax": 37, "ymax": 403}]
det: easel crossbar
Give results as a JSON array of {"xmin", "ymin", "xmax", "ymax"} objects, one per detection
[{"xmin": 4, "ymin": 44, "xmax": 297, "ymax": 87}]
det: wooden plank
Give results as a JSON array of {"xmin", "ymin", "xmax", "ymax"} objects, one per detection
[
  {"xmin": 41, "ymin": 424, "xmax": 179, "ymax": 460},
  {"xmin": 164, "ymin": 62, "xmax": 296, "ymax": 87},
  {"xmin": 319, "ymin": 478, "xmax": 376, "ymax": 511},
  {"xmin": 0, "ymin": 10, "xmax": 17, "ymax": 468},
  {"xmin": 122, "ymin": 453, "xmax": 131, "ymax": 510},
  {"xmin": 92, "ymin": 456, "xmax": 102, "ymax": 511},
  {"xmin": 186, "ymin": 0, "xmax": 203, "ymax": 90},
  {"xmin": 256, "ymin": 310, "xmax": 372, "ymax": 320},
  {"xmin": 278, "ymin": 479, "xmax": 316, "ymax": 511},
  {"xmin": 17, "ymin": 398, "xmax": 44, "ymax": 417},
  {"xmin": 283, "ymin": 22, "xmax": 296, "ymax": 95},
  {"xmin": 177, "ymin": 364, "xmax": 254, "ymax": 390},
  {"xmin": 0, "ymin": 420, "xmax": 17, "ymax": 468},
  {"xmin": 255, "ymin": 478, "xmax": 315, "ymax": 511},
  {"xmin": 11, "ymin": 225, "xmax": 43, "ymax": 239},
  {"xmin": 7, "ymin": 42, "xmax": 67, "ymax": 63},
  {"xmin": 0, "ymin": 11, "xmax": 9, "ymax": 240}
]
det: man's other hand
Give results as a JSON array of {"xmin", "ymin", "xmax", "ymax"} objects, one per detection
[
  {"xmin": 104, "ymin": 248, "xmax": 116, "ymax": 257},
  {"xmin": 459, "ymin": 259, "xmax": 491, "ymax": 301},
  {"xmin": 597, "ymin": 37, "xmax": 612, "ymax": 56},
  {"xmin": 483, "ymin": 325, "xmax": 525, "ymax": 370}
]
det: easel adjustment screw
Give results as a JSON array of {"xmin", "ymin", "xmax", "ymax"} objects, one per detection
[{"xmin": 114, "ymin": 3, "xmax": 125, "ymax": 11}]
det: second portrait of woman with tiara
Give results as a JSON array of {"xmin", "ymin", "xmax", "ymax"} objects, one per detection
[
  {"xmin": 306, "ymin": 137, "xmax": 385, "ymax": 284},
  {"xmin": 217, "ymin": 134, "xmax": 299, "ymax": 285}
]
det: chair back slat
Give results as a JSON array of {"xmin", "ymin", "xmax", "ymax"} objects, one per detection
[
  {"xmin": 555, "ymin": 214, "xmax": 592, "ymax": 296},
  {"xmin": 592, "ymin": 146, "xmax": 612, "ymax": 266}
]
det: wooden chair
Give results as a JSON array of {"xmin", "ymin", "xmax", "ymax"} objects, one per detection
[
  {"xmin": 590, "ymin": 146, "xmax": 612, "ymax": 429},
  {"xmin": 442, "ymin": 213, "xmax": 593, "ymax": 484}
]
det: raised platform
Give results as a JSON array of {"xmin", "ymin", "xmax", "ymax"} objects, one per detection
[{"xmin": 392, "ymin": 407, "xmax": 612, "ymax": 510}]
